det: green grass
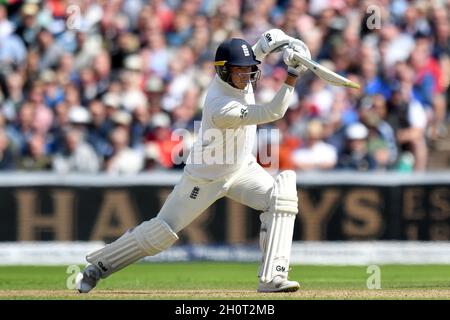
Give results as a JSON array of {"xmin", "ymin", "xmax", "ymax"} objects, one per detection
[{"xmin": 0, "ymin": 263, "xmax": 449, "ymax": 299}]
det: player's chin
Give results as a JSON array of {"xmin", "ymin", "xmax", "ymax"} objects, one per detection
[{"xmin": 238, "ymin": 80, "xmax": 250, "ymax": 88}]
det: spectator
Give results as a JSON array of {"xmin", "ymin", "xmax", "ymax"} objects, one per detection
[
  {"xmin": 0, "ymin": 128, "xmax": 15, "ymax": 170},
  {"xmin": 141, "ymin": 25, "xmax": 170, "ymax": 78},
  {"xmin": 15, "ymin": 2, "xmax": 40, "ymax": 48},
  {"xmin": 304, "ymin": 76, "xmax": 334, "ymax": 119},
  {"xmin": 145, "ymin": 112, "xmax": 179, "ymax": 169},
  {"xmin": 401, "ymin": 5, "xmax": 431, "ymax": 37},
  {"xmin": 41, "ymin": 69, "xmax": 64, "ymax": 109},
  {"xmin": 130, "ymin": 104, "xmax": 152, "ymax": 149},
  {"xmin": 53, "ymin": 127, "xmax": 100, "ymax": 174},
  {"xmin": 241, "ymin": 1, "xmax": 273, "ymax": 45},
  {"xmin": 378, "ymin": 23, "xmax": 415, "ymax": 70},
  {"xmin": 145, "ymin": 77, "xmax": 166, "ymax": 115},
  {"xmin": 56, "ymin": 52, "xmax": 79, "ymax": 86},
  {"xmin": 0, "ymin": 5, "xmax": 27, "ymax": 71},
  {"xmin": 23, "ymin": 49, "xmax": 40, "ymax": 90},
  {"xmin": 166, "ymin": 9, "xmax": 194, "ymax": 47},
  {"xmin": 0, "ymin": 112, "xmax": 19, "ymax": 153},
  {"xmin": 337, "ymin": 122, "xmax": 377, "ymax": 171},
  {"xmin": 0, "ymin": 0, "xmax": 447, "ymax": 173},
  {"xmin": 358, "ymin": 95, "xmax": 398, "ymax": 169},
  {"xmin": 188, "ymin": 15, "xmax": 211, "ymax": 58},
  {"xmin": 409, "ymin": 36, "xmax": 447, "ymax": 139},
  {"xmin": 431, "ymin": 6, "xmax": 450, "ymax": 59},
  {"xmin": 361, "ymin": 54, "xmax": 391, "ymax": 99},
  {"xmin": 105, "ymin": 126, "xmax": 143, "ymax": 174},
  {"xmin": 291, "ymin": 119, "xmax": 337, "ymax": 171},
  {"xmin": 387, "ymin": 63, "xmax": 428, "ymax": 171},
  {"xmin": 87, "ymin": 99, "xmax": 114, "ymax": 159},
  {"xmin": 17, "ymin": 133, "xmax": 52, "ymax": 171},
  {"xmin": 28, "ymin": 82, "xmax": 54, "ymax": 135},
  {"xmin": 48, "ymin": 101, "xmax": 71, "ymax": 153},
  {"xmin": 280, "ymin": 129, "xmax": 303, "ymax": 171},
  {"xmin": 142, "ymin": 141, "xmax": 163, "ymax": 171},
  {"xmin": 161, "ymin": 46, "xmax": 196, "ymax": 113},
  {"xmin": 10, "ymin": 102, "xmax": 35, "ymax": 153},
  {"xmin": 2, "ymin": 72, "xmax": 25, "ymax": 121},
  {"xmin": 148, "ymin": 0, "xmax": 175, "ymax": 33},
  {"xmin": 92, "ymin": 49, "xmax": 112, "ymax": 96},
  {"xmin": 171, "ymin": 86, "xmax": 200, "ymax": 131},
  {"xmin": 78, "ymin": 68, "xmax": 96, "ymax": 102},
  {"xmin": 64, "ymin": 81, "xmax": 82, "ymax": 105},
  {"xmin": 72, "ymin": 28, "xmax": 103, "ymax": 72},
  {"xmin": 35, "ymin": 27, "xmax": 64, "ymax": 71}
]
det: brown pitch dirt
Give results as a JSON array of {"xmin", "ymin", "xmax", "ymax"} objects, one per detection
[{"xmin": 1, "ymin": 289, "xmax": 450, "ymax": 300}]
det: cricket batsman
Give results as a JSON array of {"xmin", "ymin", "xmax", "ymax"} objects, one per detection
[{"xmin": 76, "ymin": 29, "xmax": 311, "ymax": 293}]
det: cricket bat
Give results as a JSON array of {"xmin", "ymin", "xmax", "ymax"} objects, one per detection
[{"xmin": 291, "ymin": 51, "xmax": 360, "ymax": 89}]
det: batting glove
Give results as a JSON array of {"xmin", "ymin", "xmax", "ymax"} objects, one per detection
[
  {"xmin": 253, "ymin": 29, "xmax": 291, "ymax": 59},
  {"xmin": 283, "ymin": 48, "xmax": 304, "ymax": 77},
  {"xmin": 283, "ymin": 41, "xmax": 311, "ymax": 77}
]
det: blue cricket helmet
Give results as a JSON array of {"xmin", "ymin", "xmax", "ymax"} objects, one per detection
[{"xmin": 214, "ymin": 38, "xmax": 261, "ymax": 87}]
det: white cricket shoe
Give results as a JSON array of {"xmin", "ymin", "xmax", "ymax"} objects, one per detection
[
  {"xmin": 75, "ymin": 264, "xmax": 102, "ymax": 293},
  {"xmin": 257, "ymin": 276, "xmax": 300, "ymax": 293}
]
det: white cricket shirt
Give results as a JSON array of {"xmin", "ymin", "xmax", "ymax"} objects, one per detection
[{"xmin": 185, "ymin": 75, "xmax": 295, "ymax": 180}]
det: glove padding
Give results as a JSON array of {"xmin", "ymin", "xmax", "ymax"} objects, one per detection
[
  {"xmin": 253, "ymin": 29, "xmax": 291, "ymax": 59},
  {"xmin": 283, "ymin": 40, "xmax": 311, "ymax": 77}
]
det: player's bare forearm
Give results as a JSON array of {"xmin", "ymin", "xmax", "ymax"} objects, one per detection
[{"xmin": 285, "ymin": 74, "xmax": 298, "ymax": 87}]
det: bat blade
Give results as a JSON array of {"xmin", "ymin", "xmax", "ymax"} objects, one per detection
[{"xmin": 292, "ymin": 51, "xmax": 360, "ymax": 89}]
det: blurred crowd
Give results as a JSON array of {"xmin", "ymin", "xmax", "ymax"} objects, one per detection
[{"xmin": 0, "ymin": 0, "xmax": 449, "ymax": 174}]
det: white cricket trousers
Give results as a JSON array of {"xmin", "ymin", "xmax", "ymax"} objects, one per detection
[{"xmin": 158, "ymin": 157, "xmax": 275, "ymax": 233}]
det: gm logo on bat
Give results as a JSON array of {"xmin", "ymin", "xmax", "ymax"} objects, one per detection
[
  {"xmin": 276, "ymin": 265, "xmax": 286, "ymax": 272},
  {"xmin": 98, "ymin": 261, "xmax": 108, "ymax": 272}
]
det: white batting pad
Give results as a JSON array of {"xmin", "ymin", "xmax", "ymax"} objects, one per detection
[
  {"xmin": 259, "ymin": 170, "xmax": 298, "ymax": 283},
  {"xmin": 133, "ymin": 218, "xmax": 179, "ymax": 254},
  {"xmin": 87, "ymin": 218, "xmax": 178, "ymax": 278}
]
